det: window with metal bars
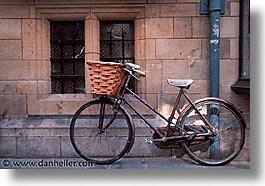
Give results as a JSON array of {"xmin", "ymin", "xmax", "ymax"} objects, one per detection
[
  {"xmin": 50, "ymin": 21, "xmax": 85, "ymax": 94},
  {"xmin": 100, "ymin": 20, "xmax": 135, "ymax": 90}
]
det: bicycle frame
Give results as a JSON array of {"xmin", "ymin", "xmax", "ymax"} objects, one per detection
[{"xmin": 115, "ymin": 71, "xmax": 215, "ymax": 141}]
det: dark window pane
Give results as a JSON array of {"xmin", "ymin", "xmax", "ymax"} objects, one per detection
[
  {"xmin": 50, "ymin": 21, "xmax": 85, "ymax": 94},
  {"xmin": 100, "ymin": 21, "xmax": 135, "ymax": 90}
]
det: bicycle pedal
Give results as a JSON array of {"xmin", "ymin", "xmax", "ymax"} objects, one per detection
[{"xmin": 145, "ymin": 138, "xmax": 153, "ymax": 144}]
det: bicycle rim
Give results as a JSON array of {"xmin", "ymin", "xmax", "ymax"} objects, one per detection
[
  {"xmin": 180, "ymin": 99, "xmax": 245, "ymax": 166},
  {"xmin": 70, "ymin": 98, "xmax": 133, "ymax": 165}
]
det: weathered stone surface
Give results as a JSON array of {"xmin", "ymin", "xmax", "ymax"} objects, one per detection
[
  {"xmin": 0, "ymin": 19, "xmax": 21, "ymax": 39},
  {"xmin": 162, "ymin": 60, "xmax": 189, "ymax": 80},
  {"xmin": 60, "ymin": 137, "xmax": 79, "ymax": 157},
  {"xmin": 0, "ymin": 40, "xmax": 22, "ymax": 59},
  {"xmin": 230, "ymin": 38, "xmax": 239, "ymax": 59},
  {"xmin": 146, "ymin": 18, "xmax": 173, "ymax": 39},
  {"xmin": 17, "ymin": 81, "xmax": 37, "ymax": 95},
  {"xmin": 0, "ymin": 95, "xmax": 27, "ymax": 117},
  {"xmin": 145, "ymin": 39, "xmax": 156, "ymax": 59},
  {"xmin": 220, "ymin": 39, "xmax": 230, "ymax": 59},
  {"xmin": 127, "ymin": 137, "xmax": 172, "ymax": 157},
  {"xmin": 16, "ymin": 128, "xmax": 50, "ymax": 137},
  {"xmin": 0, "ymin": 0, "xmax": 34, "ymax": 4},
  {"xmin": 22, "ymin": 19, "xmax": 36, "ymax": 60},
  {"xmin": 0, "ymin": 60, "xmax": 30, "ymax": 80},
  {"xmin": 220, "ymin": 17, "xmax": 239, "ymax": 38},
  {"xmin": 146, "ymin": 60, "xmax": 162, "ymax": 93},
  {"xmin": 0, "ymin": 5, "xmax": 30, "ymax": 18},
  {"xmin": 17, "ymin": 137, "xmax": 60, "ymax": 157},
  {"xmin": 145, "ymin": 4, "xmax": 160, "ymax": 18},
  {"xmin": 0, "ymin": 137, "xmax": 16, "ymax": 157},
  {"xmin": 161, "ymin": 4, "xmax": 196, "ymax": 17},
  {"xmin": 0, "ymin": 81, "xmax": 17, "ymax": 95},
  {"xmin": 230, "ymin": 2, "xmax": 240, "ymax": 16},
  {"xmin": 174, "ymin": 18, "xmax": 192, "ymax": 38},
  {"xmin": 156, "ymin": 39, "xmax": 201, "ymax": 59},
  {"xmin": 192, "ymin": 17, "xmax": 209, "ymax": 38}
]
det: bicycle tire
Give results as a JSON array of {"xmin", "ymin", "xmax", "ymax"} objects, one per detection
[
  {"xmin": 70, "ymin": 97, "xmax": 134, "ymax": 165},
  {"xmin": 180, "ymin": 98, "xmax": 245, "ymax": 166}
]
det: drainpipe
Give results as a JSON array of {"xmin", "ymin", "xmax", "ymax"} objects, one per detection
[
  {"xmin": 209, "ymin": 0, "xmax": 222, "ymax": 159},
  {"xmin": 200, "ymin": 0, "xmax": 225, "ymax": 159},
  {"xmin": 209, "ymin": 0, "xmax": 221, "ymax": 98},
  {"xmin": 239, "ymin": 0, "xmax": 250, "ymax": 79}
]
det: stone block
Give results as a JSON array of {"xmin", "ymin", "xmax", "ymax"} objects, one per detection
[
  {"xmin": 146, "ymin": 60, "xmax": 162, "ymax": 94},
  {"xmin": 60, "ymin": 137, "xmax": 79, "ymax": 158},
  {"xmin": 188, "ymin": 80, "xmax": 209, "ymax": 95},
  {"xmin": 220, "ymin": 59, "xmax": 239, "ymax": 92},
  {"xmin": 162, "ymin": 60, "xmax": 189, "ymax": 80},
  {"xmin": 192, "ymin": 17, "xmax": 209, "ymax": 38},
  {"xmin": 201, "ymin": 38, "xmax": 210, "ymax": 59},
  {"xmin": 0, "ymin": 19, "xmax": 21, "ymax": 39},
  {"xmin": 174, "ymin": 18, "xmax": 192, "ymax": 38},
  {"xmin": 0, "ymin": 81, "xmax": 17, "ymax": 95},
  {"xmin": 37, "ymin": 81, "xmax": 51, "ymax": 95},
  {"xmin": 17, "ymin": 81, "xmax": 37, "ymax": 95},
  {"xmin": 146, "ymin": 18, "xmax": 173, "ymax": 39},
  {"xmin": 16, "ymin": 129, "xmax": 50, "ymax": 137},
  {"xmin": 37, "ymin": 60, "xmax": 51, "ymax": 80},
  {"xmin": 145, "ymin": 4, "xmax": 160, "ymax": 18},
  {"xmin": 145, "ymin": 39, "xmax": 156, "ymax": 59},
  {"xmin": 50, "ymin": 128, "xmax": 70, "ymax": 137},
  {"xmin": 147, "ymin": 0, "xmax": 176, "ymax": 3},
  {"xmin": 0, "ymin": 128, "xmax": 16, "ymax": 136},
  {"xmin": 177, "ymin": 0, "xmax": 199, "ymax": 2},
  {"xmin": 0, "ymin": 0, "xmax": 34, "ymax": 4},
  {"xmin": 161, "ymin": 4, "xmax": 196, "ymax": 17},
  {"xmin": 17, "ymin": 137, "xmax": 60, "ymax": 158},
  {"xmin": 35, "ymin": 0, "xmax": 146, "ymax": 4},
  {"xmin": 220, "ymin": 17, "xmax": 239, "ymax": 38},
  {"xmin": 220, "ymin": 39, "xmax": 230, "ymax": 59},
  {"xmin": 0, "ymin": 137, "xmax": 16, "ymax": 157},
  {"xmin": 135, "ymin": 39, "xmax": 145, "ymax": 60},
  {"xmin": 230, "ymin": 2, "xmax": 240, "ymax": 16},
  {"xmin": 22, "ymin": 19, "xmax": 36, "ymax": 60},
  {"xmin": 127, "ymin": 136, "xmax": 172, "ymax": 157},
  {"xmin": 230, "ymin": 38, "xmax": 239, "ymax": 59},
  {"xmin": 189, "ymin": 59, "xmax": 209, "ymax": 80},
  {"xmin": 0, "ymin": 5, "xmax": 30, "ymax": 18},
  {"xmin": 156, "ymin": 39, "xmax": 201, "ymax": 60},
  {"xmin": 0, "ymin": 95, "xmax": 27, "ymax": 117},
  {"xmin": 0, "ymin": 40, "xmax": 22, "ymax": 59},
  {"xmin": 135, "ymin": 18, "xmax": 145, "ymax": 40},
  {"xmin": 0, "ymin": 60, "xmax": 30, "ymax": 80}
]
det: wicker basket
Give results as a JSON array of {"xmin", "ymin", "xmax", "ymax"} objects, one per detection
[{"xmin": 87, "ymin": 60, "xmax": 126, "ymax": 97}]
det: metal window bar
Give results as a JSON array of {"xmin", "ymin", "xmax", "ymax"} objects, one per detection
[{"xmin": 50, "ymin": 21, "xmax": 85, "ymax": 94}]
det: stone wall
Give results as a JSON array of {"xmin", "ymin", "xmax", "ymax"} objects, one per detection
[{"xmin": 0, "ymin": 0, "xmax": 249, "ymax": 160}]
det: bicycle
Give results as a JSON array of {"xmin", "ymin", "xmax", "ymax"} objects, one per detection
[{"xmin": 70, "ymin": 62, "xmax": 246, "ymax": 166}]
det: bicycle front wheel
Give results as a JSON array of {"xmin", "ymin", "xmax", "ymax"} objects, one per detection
[
  {"xmin": 70, "ymin": 97, "xmax": 134, "ymax": 165},
  {"xmin": 180, "ymin": 98, "xmax": 245, "ymax": 166}
]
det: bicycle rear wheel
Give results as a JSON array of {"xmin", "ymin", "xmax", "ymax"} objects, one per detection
[
  {"xmin": 180, "ymin": 98, "xmax": 245, "ymax": 166},
  {"xmin": 70, "ymin": 97, "xmax": 134, "ymax": 165}
]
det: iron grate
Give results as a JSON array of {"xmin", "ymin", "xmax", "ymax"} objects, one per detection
[{"xmin": 50, "ymin": 21, "xmax": 85, "ymax": 94}]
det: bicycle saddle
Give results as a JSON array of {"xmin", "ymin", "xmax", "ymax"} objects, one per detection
[{"xmin": 167, "ymin": 79, "xmax": 194, "ymax": 89}]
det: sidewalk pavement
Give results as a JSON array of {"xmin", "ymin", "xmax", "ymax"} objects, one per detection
[{"xmin": 0, "ymin": 157, "xmax": 250, "ymax": 169}]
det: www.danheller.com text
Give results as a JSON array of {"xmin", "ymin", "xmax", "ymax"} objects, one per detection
[{"xmin": 0, "ymin": 158, "xmax": 95, "ymax": 168}]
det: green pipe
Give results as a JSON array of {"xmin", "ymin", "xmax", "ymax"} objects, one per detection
[
  {"xmin": 209, "ymin": 0, "xmax": 221, "ymax": 98},
  {"xmin": 209, "ymin": 0, "xmax": 221, "ymax": 159}
]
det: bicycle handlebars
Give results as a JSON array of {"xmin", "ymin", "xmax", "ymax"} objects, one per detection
[{"xmin": 125, "ymin": 63, "xmax": 146, "ymax": 77}]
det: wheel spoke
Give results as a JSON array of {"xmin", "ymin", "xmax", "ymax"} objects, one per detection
[
  {"xmin": 70, "ymin": 98, "xmax": 133, "ymax": 164},
  {"xmin": 180, "ymin": 99, "xmax": 245, "ymax": 166}
]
